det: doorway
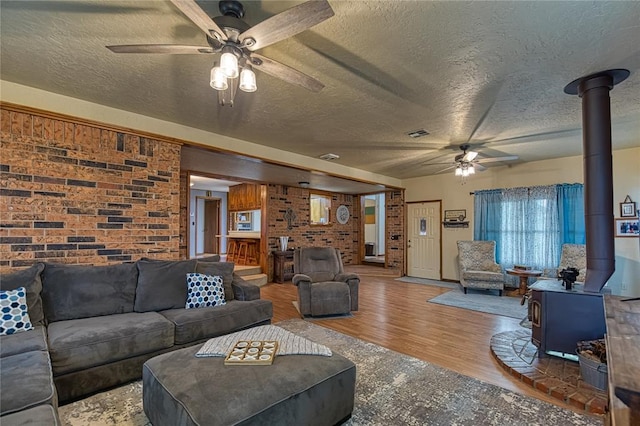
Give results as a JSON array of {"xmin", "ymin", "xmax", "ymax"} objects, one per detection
[
  {"xmin": 195, "ymin": 197, "xmax": 220, "ymax": 256},
  {"xmin": 407, "ymin": 201, "xmax": 441, "ymax": 279},
  {"xmin": 362, "ymin": 193, "xmax": 386, "ymax": 266}
]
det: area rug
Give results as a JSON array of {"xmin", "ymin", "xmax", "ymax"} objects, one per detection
[
  {"xmin": 395, "ymin": 276, "xmax": 460, "ymax": 289},
  {"xmin": 428, "ymin": 288, "xmax": 527, "ymax": 319},
  {"xmin": 292, "ymin": 301, "xmax": 353, "ymax": 320},
  {"xmin": 59, "ymin": 320, "xmax": 599, "ymax": 426}
]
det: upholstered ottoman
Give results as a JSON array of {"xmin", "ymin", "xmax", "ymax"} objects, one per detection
[{"xmin": 142, "ymin": 332, "xmax": 356, "ymax": 426}]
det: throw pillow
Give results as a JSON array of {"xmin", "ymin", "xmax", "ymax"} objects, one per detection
[
  {"xmin": 195, "ymin": 261, "xmax": 235, "ymax": 301},
  {"xmin": 0, "ymin": 263, "xmax": 45, "ymax": 325},
  {"xmin": 135, "ymin": 259, "xmax": 198, "ymax": 312},
  {"xmin": 185, "ymin": 273, "xmax": 226, "ymax": 309},
  {"xmin": 0, "ymin": 287, "xmax": 34, "ymax": 336}
]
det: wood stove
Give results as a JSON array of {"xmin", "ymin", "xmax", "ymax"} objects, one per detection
[{"xmin": 530, "ymin": 280, "xmax": 606, "ymax": 358}]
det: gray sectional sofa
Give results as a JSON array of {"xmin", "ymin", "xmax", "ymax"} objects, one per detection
[{"xmin": 0, "ymin": 258, "xmax": 273, "ymax": 425}]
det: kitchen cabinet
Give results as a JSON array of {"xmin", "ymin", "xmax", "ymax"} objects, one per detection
[{"xmin": 228, "ymin": 183, "xmax": 262, "ymax": 211}]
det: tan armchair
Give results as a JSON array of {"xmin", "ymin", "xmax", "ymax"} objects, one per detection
[
  {"xmin": 456, "ymin": 240, "xmax": 505, "ymax": 296},
  {"xmin": 542, "ymin": 243, "xmax": 587, "ymax": 282},
  {"xmin": 292, "ymin": 247, "xmax": 359, "ymax": 317}
]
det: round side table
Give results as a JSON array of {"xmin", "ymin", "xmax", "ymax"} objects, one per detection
[{"xmin": 506, "ymin": 268, "xmax": 543, "ymax": 295}]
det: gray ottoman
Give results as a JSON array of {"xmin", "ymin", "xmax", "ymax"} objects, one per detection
[{"xmin": 143, "ymin": 344, "xmax": 356, "ymax": 426}]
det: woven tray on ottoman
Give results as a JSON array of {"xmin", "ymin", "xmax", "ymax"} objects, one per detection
[{"xmin": 142, "ymin": 328, "xmax": 356, "ymax": 426}]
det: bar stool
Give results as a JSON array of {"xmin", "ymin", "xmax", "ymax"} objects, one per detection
[
  {"xmin": 246, "ymin": 241, "xmax": 258, "ymax": 265},
  {"xmin": 237, "ymin": 241, "xmax": 249, "ymax": 265},
  {"xmin": 227, "ymin": 240, "xmax": 238, "ymax": 262}
]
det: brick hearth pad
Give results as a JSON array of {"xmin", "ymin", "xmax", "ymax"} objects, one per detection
[{"xmin": 490, "ymin": 329, "xmax": 608, "ymax": 415}]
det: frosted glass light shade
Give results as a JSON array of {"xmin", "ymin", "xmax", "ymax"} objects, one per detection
[
  {"xmin": 455, "ymin": 166, "xmax": 462, "ymax": 176},
  {"xmin": 210, "ymin": 66, "xmax": 228, "ymax": 90},
  {"xmin": 239, "ymin": 67, "xmax": 257, "ymax": 92},
  {"xmin": 468, "ymin": 164, "xmax": 475, "ymax": 174},
  {"xmin": 462, "ymin": 168, "xmax": 469, "ymax": 177},
  {"xmin": 220, "ymin": 51, "xmax": 239, "ymax": 78}
]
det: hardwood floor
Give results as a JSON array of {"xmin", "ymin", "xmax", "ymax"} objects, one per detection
[{"xmin": 260, "ymin": 267, "xmax": 578, "ymax": 412}]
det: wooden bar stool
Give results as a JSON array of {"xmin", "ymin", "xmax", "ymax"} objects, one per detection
[
  {"xmin": 246, "ymin": 241, "xmax": 258, "ymax": 265},
  {"xmin": 237, "ymin": 241, "xmax": 249, "ymax": 265},
  {"xmin": 227, "ymin": 240, "xmax": 238, "ymax": 262}
]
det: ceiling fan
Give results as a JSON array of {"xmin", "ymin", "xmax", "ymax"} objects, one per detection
[
  {"xmin": 107, "ymin": 0, "xmax": 334, "ymax": 106},
  {"xmin": 431, "ymin": 144, "xmax": 519, "ymax": 176}
]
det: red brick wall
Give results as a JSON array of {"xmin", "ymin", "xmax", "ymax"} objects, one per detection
[
  {"xmin": 0, "ymin": 107, "xmax": 181, "ymax": 272},
  {"xmin": 385, "ymin": 190, "xmax": 405, "ymax": 270},
  {"xmin": 265, "ymin": 184, "xmax": 359, "ymax": 277}
]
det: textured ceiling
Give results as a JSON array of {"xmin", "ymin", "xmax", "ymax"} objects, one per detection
[{"xmin": 1, "ymin": 0, "xmax": 639, "ymax": 184}]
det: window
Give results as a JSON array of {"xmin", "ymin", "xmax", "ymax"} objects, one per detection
[
  {"xmin": 310, "ymin": 193, "xmax": 331, "ymax": 225},
  {"xmin": 474, "ymin": 184, "xmax": 584, "ymax": 271}
]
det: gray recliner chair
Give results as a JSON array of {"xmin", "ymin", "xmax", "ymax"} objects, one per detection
[{"xmin": 292, "ymin": 247, "xmax": 359, "ymax": 317}]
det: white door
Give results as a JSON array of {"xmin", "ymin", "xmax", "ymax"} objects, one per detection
[{"xmin": 407, "ymin": 202, "xmax": 441, "ymax": 279}]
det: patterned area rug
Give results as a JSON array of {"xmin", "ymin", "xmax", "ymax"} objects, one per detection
[
  {"xmin": 428, "ymin": 288, "xmax": 527, "ymax": 319},
  {"xmin": 59, "ymin": 320, "xmax": 600, "ymax": 426}
]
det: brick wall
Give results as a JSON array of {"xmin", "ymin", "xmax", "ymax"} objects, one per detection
[
  {"xmin": 265, "ymin": 184, "xmax": 360, "ymax": 278},
  {"xmin": 385, "ymin": 190, "xmax": 405, "ymax": 270},
  {"xmin": 0, "ymin": 106, "xmax": 181, "ymax": 272}
]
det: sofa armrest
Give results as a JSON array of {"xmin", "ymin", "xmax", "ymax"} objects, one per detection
[
  {"xmin": 231, "ymin": 273, "xmax": 260, "ymax": 301},
  {"xmin": 292, "ymin": 273, "xmax": 312, "ymax": 286}
]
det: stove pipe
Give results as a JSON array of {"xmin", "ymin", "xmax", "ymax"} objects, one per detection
[{"xmin": 564, "ymin": 69, "xmax": 630, "ymax": 293}]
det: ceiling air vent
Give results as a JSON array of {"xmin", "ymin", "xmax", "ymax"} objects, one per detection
[
  {"xmin": 319, "ymin": 153, "xmax": 340, "ymax": 161},
  {"xmin": 406, "ymin": 129, "xmax": 430, "ymax": 138}
]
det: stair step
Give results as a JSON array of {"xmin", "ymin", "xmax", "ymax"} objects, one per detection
[
  {"xmin": 233, "ymin": 265, "xmax": 262, "ymax": 276},
  {"xmin": 241, "ymin": 273, "xmax": 268, "ymax": 287}
]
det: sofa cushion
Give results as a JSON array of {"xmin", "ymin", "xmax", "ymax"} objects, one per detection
[
  {"xmin": 186, "ymin": 273, "xmax": 226, "ymax": 309},
  {"xmin": 42, "ymin": 263, "xmax": 138, "ymax": 322},
  {"xmin": 0, "ymin": 404, "xmax": 61, "ymax": 426},
  {"xmin": 0, "ymin": 325, "xmax": 47, "ymax": 358},
  {"xmin": 160, "ymin": 299, "xmax": 273, "ymax": 345},
  {"xmin": 47, "ymin": 312, "xmax": 174, "ymax": 376},
  {"xmin": 0, "ymin": 287, "xmax": 33, "ymax": 336},
  {"xmin": 0, "ymin": 350, "xmax": 57, "ymax": 416},
  {"xmin": 195, "ymin": 261, "xmax": 235, "ymax": 301},
  {"xmin": 0, "ymin": 263, "xmax": 45, "ymax": 326},
  {"xmin": 135, "ymin": 259, "xmax": 197, "ymax": 312}
]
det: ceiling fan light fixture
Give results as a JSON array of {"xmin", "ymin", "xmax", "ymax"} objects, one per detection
[
  {"xmin": 455, "ymin": 165, "xmax": 463, "ymax": 176},
  {"xmin": 462, "ymin": 167, "xmax": 470, "ymax": 177},
  {"xmin": 210, "ymin": 65, "xmax": 228, "ymax": 91},
  {"xmin": 239, "ymin": 65, "xmax": 257, "ymax": 92},
  {"xmin": 220, "ymin": 46, "xmax": 239, "ymax": 79},
  {"xmin": 468, "ymin": 164, "xmax": 475, "ymax": 174}
]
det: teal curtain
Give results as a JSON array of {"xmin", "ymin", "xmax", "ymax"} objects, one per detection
[
  {"xmin": 473, "ymin": 183, "xmax": 583, "ymax": 272},
  {"xmin": 473, "ymin": 189, "xmax": 502, "ymax": 249},
  {"xmin": 557, "ymin": 183, "xmax": 585, "ymax": 244}
]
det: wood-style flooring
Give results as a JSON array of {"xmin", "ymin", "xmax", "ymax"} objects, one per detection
[{"xmin": 259, "ymin": 266, "xmax": 581, "ymax": 413}]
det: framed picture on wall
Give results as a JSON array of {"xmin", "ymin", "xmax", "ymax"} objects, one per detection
[
  {"xmin": 620, "ymin": 197, "xmax": 636, "ymax": 217},
  {"xmin": 614, "ymin": 218, "xmax": 639, "ymax": 237}
]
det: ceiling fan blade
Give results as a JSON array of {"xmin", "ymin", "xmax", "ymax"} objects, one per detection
[
  {"xmin": 250, "ymin": 53, "xmax": 324, "ymax": 92},
  {"xmin": 475, "ymin": 155, "xmax": 519, "ymax": 164},
  {"xmin": 462, "ymin": 151, "xmax": 478, "ymax": 162},
  {"xmin": 107, "ymin": 44, "xmax": 214, "ymax": 54},
  {"xmin": 240, "ymin": 0, "xmax": 334, "ymax": 51},
  {"xmin": 436, "ymin": 164, "xmax": 457, "ymax": 174},
  {"xmin": 169, "ymin": 0, "xmax": 227, "ymax": 41},
  {"xmin": 474, "ymin": 163, "xmax": 487, "ymax": 172}
]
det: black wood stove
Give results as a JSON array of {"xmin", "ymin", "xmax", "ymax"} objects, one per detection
[{"xmin": 530, "ymin": 280, "xmax": 606, "ymax": 358}]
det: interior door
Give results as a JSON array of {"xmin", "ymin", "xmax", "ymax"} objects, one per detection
[
  {"xmin": 203, "ymin": 199, "xmax": 220, "ymax": 254},
  {"xmin": 407, "ymin": 201, "xmax": 441, "ymax": 279}
]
